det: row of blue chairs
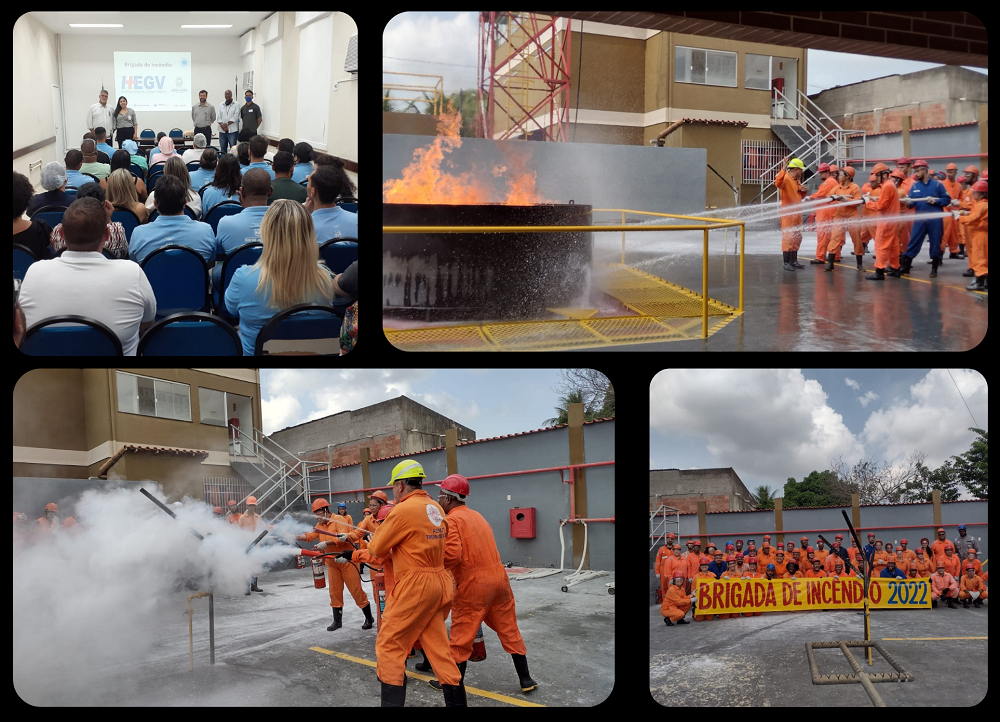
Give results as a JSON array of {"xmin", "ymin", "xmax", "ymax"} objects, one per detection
[{"xmin": 19, "ymin": 303, "xmax": 344, "ymax": 356}]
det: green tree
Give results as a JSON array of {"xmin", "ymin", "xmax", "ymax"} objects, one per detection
[
  {"xmin": 443, "ymin": 88, "xmax": 479, "ymax": 137},
  {"xmin": 382, "ymin": 90, "xmax": 396, "ymax": 113},
  {"xmin": 782, "ymin": 469, "xmax": 849, "ymax": 508},
  {"xmin": 903, "ymin": 460, "xmax": 962, "ymax": 502},
  {"xmin": 751, "ymin": 485, "xmax": 776, "ymax": 510},
  {"xmin": 544, "ymin": 389, "xmax": 606, "ymax": 426},
  {"xmin": 952, "ymin": 427, "xmax": 988, "ymax": 499}
]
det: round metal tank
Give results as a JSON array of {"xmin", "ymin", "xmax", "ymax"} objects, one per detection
[{"xmin": 383, "ymin": 202, "xmax": 593, "ymax": 320}]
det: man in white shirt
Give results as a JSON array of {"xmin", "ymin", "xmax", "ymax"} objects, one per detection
[
  {"xmin": 86, "ymin": 89, "xmax": 114, "ymax": 136},
  {"xmin": 217, "ymin": 89, "xmax": 241, "ymax": 155},
  {"xmin": 18, "ymin": 197, "xmax": 157, "ymax": 355},
  {"xmin": 182, "ymin": 133, "xmax": 209, "ymax": 164}
]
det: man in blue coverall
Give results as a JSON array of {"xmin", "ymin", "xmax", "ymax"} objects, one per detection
[
  {"xmin": 879, "ymin": 558, "xmax": 907, "ymax": 580},
  {"xmin": 863, "ymin": 532, "xmax": 878, "ymax": 565},
  {"xmin": 898, "ymin": 159, "xmax": 953, "ymax": 277}
]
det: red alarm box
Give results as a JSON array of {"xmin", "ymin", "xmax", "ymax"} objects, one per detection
[{"xmin": 510, "ymin": 507, "xmax": 536, "ymax": 538}]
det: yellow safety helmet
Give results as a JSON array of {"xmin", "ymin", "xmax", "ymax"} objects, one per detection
[
  {"xmin": 788, "ymin": 158, "xmax": 806, "ymax": 170},
  {"xmin": 390, "ymin": 459, "xmax": 426, "ymax": 484}
]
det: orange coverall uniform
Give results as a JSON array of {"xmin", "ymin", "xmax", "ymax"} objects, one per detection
[
  {"xmin": 808, "ymin": 176, "xmax": 839, "ymax": 260},
  {"xmin": 366, "ymin": 489, "xmax": 460, "ymax": 688},
  {"xmin": 661, "ymin": 553, "xmax": 686, "ymax": 595},
  {"xmin": 959, "ymin": 574, "xmax": 988, "ymax": 601},
  {"xmin": 824, "ymin": 550, "xmax": 848, "ymax": 574},
  {"xmin": 654, "ymin": 545, "xmax": 671, "ymax": 578},
  {"xmin": 930, "ymin": 538, "xmax": 952, "ymax": 560},
  {"xmin": 774, "ymin": 169, "xmax": 807, "ymax": 252},
  {"xmin": 964, "ymin": 558, "xmax": 983, "ymax": 578},
  {"xmin": 757, "ymin": 546, "xmax": 775, "ymax": 567},
  {"xmin": 865, "ymin": 179, "xmax": 901, "ymax": 271},
  {"xmin": 959, "ymin": 198, "xmax": 988, "ymax": 278},
  {"xmin": 226, "ymin": 512, "xmax": 242, "ymax": 525},
  {"xmin": 830, "ymin": 182, "xmax": 864, "ymax": 255},
  {"xmin": 661, "ymin": 583, "xmax": 692, "ymax": 622},
  {"xmin": 814, "ymin": 548, "xmax": 830, "ymax": 566},
  {"xmin": 958, "ymin": 186, "xmax": 977, "ymax": 269},
  {"xmin": 899, "ymin": 547, "xmax": 917, "ymax": 565},
  {"xmin": 912, "ymin": 557, "xmax": 935, "ymax": 577},
  {"xmin": 772, "ymin": 559, "xmax": 788, "ymax": 577},
  {"xmin": 930, "ymin": 572, "xmax": 958, "ymax": 601},
  {"xmin": 783, "ymin": 571, "xmax": 803, "ymax": 579},
  {"xmin": 859, "ymin": 183, "xmax": 880, "ymax": 246},
  {"xmin": 302, "ymin": 514, "xmax": 369, "ymax": 610},
  {"xmin": 348, "ymin": 512, "xmax": 381, "ymax": 552},
  {"xmin": 442, "ymin": 504, "xmax": 526, "ymax": 663},
  {"xmin": 692, "ymin": 571, "xmax": 717, "ymax": 621},
  {"xmin": 940, "ymin": 177, "xmax": 963, "ymax": 254},
  {"xmin": 939, "ymin": 554, "xmax": 962, "ymax": 579},
  {"xmin": 804, "ymin": 569, "xmax": 827, "ymax": 578},
  {"xmin": 684, "ymin": 548, "xmax": 702, "ymax": 594},
  {"xmin": 896, "ymin": 175, "xmax": 915, "ymax": 254}
]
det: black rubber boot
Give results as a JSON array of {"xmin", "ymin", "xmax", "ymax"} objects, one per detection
[
  {"xmin": 442, "ymin": 682, "xmax": 468, "ymax": 707},
  {"xmin": 676, "ymin": 618, "xmax": 689, "ymax": 624},
  {"xmin": 930, "ymin": 258, "xmax": 941, "ymax": 277},
  {"xmin": 967, "ymin": 275, "xmax": 985, "ymax": 291},
  {"xmin": 809, "ymin": 255, "xmax": 825, "ymax": 265},
  {"xmin": 973, "ymin": 599, "xmax": 983, "ymax": 608},
  {"xmin": 415, "ymin": 649, "xmax": 432, "ymax": 673},
  {"xmin": 823, "ymin": 253, "xmax": 836, "ymax": 272},
  {"xmin": 664, "ymin": 618, "xmax": 674, "ymax": 626},
  {"xmin": 361, "ymin": 603, "xmax": 374, "ymax": 630},
  {"xmin": 865, "ymin": 268, "xmax": 885, "ymax": 281},
  {"xmin": 963, "ymin": 268, "xmax": 976, "ymax": 277},
  {"xmin": 782, "ymin": 251, "xmax": 795, "ymax": 271},
  {"xmin": 949, "ymin": 252, "xmax": 963, "ymax": 259},
  {"xmin": 898, "ymin": 255, "xmax": 913, "ymax": 275},
  {"xmin": 512, "ymin": 653, "xmax": 538, "ymax": 692},
  {"xmin": 380, "ymin": 680, "xmax": 406, "ymax": 707},
  {"xmin": 856, "ymin": 254, "xmax": 864, "ymax": 270},
  {"xmin": 791, "ymin": 250, "xmax": 805, "ymax": 269},
  {"xmin": 958, "ymin": 243, "xmax": 967, "ymax": 258},
  {"xmin": 932, "ymin": 599, "xmax": 938, "ymax": 608},
  {"xmin": 429, "ymin": 660, "xmax": 466, "ymax": 691},
  {"xmin": 885, "ymin": 267, "xmax": 901, "ymax": 277},
  {"xmin": 327, "ymin": 606, "xmax": 342, "ymax": 631},
  {"xmin": 963, "ymin": 599, "xmax": 970, "ymax": 608},
  {"xmin": 947, "ymin": 597, "xmax": 958, "ymax": 609}
]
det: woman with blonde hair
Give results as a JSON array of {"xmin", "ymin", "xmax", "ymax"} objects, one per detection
[
  {"xmin": 144, "ymin": 156, "xmax": 203, "ymax": 218},
  {"xmin": 225, "ymin": 199, "xmax": 335, "ymax": 355},
  {"xmin": 105, "ymin": 168, "xmax": 148, "ymax": 223}
]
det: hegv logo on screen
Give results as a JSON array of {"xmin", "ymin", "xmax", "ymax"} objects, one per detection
[{"xmin": 121, "ymin": 76, "xmax": 170, "ymax": 90}]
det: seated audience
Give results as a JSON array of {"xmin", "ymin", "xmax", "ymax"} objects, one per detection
[
  {"xmin": 241, "ymin": 135, "xmax": 276, "ymax": 180},
  {"xmin": 202, "ymin": 154, "xmax": 242, "ymax": 215},
  {"xmin": 106, "ymin": 169, "xmax": 149, "ymax": 224},
  {"xmin": 236, "ymin": 141, "xmax": 251, "ymax": 170},
  {"xmin": 144, "ymin": 157, "xmax": 203, "ymax": 219},
  {"xmin": 269, "ymin": 151, "xmax": 307, "ymax": 204},
  {"xmin": 129, "ymin": 175, "xmax": 217, "ymax": 264},
  {"xmin": 13, "ymin": 171, "xmax": 54, "ymax": 260},
  {"xmin": 18, "ymin": 197, "xmax": 157, "ymax": 355},
  {"xmin": 121, "ymin": 139, "xmax": 148, "ymax": 171},
  {"xmin": 278, "ymin": 138, "xmax": 294, "ymax": 154},
  {"xmin": 80, "ymin": 139, "xmax": 112, "ymax": 181},
  {"xmin": 189, "ymin": 148, "xmax": 218, "ymax": 192},
  {"xmin": 334, "ymin": 260, "xmax": 357, "ymax": 302},
  {"xmin": 49, "ymin": 182, "xmax": 130, "ymax": 259},
  {"xmin": 93, "ymin": 127, "xmax": 117, "ymax": 160},
  {"xmin": 213, "ymin": 168, "xmax": 272, "ymax": 286},
  {"xmin": 225, "ymin": 199, "xmax": 335, "ymax": 355},
  {"xmin": 317, "ymin": 155, "xmax": 357, "ymax": 198},
  {"xmin": 306, "ymin": 166, "xmax": 359, "ymax": 242},
  {"xmin": 182, "ymin": 133, "xmax": 208, "ymax": 164},
  {"xmin": 110, "ymin": 150, "xmax": 147, "ymax": 202},
  {"xmin": 149, "ymin": 136, "xmax": 181, "ymax": 168},
  {"xmin": 65, "ymin": 149, "xmax": 102, "ymax": 190},
  {"xmin": 148, "ymin": 132, "xmax": 167, "ymax": 162},
  {"xmin": 291, "ymin": 142, "xmax": 315, "ymax": 183},
  {"xmin": 83, "ymin": 133, "xmax": 111, "ymax": 164},
  {"xmin": 27, "ymin": 162, "xmax": 75, "ymax": 216}
]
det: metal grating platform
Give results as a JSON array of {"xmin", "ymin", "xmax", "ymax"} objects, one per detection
[{"xmin": 384, "ymin": 264, "xmax": 741, "ymax": 351}]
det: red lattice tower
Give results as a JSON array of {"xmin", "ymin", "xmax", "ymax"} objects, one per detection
[{"xmin": 476, "ymin": 12, "xmax": 572, "ymax": 141}]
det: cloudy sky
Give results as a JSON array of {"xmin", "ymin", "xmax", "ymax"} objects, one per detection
[
  {"xmin": 383, "ymin": 12, "xmax": 986, "ymax": 96},
  {"xmin": 259, "ymin": 369, "xmax": 597, "ymax": 437},
  {"xmin": 649, "ymin": 369, "xmax": 987, "ymax": 495}
]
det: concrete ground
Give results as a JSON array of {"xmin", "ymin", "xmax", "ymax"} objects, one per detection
[
  {"xmin": 649, "ymin": 603, "xmax": 987, "ymax": 707},
  {"xmin": 19, "ymin": 566, "xmax": 613, "ymax": 707},
  {"xmin": 582, "ymin": 228, "xmax": 987, "ymax": 352}
]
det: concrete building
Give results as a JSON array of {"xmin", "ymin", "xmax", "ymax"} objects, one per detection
[
  {"xmin": 13, "ymin": 369, "xmax": 261, "ymax": 501},
  {"xmin": 649, "ymin": 467, "xmax": 756, "ymax": 513},
  {"xmin": 268, "ymin": 395, "xmax": 476, "ymax": 469},
  {"xmin": 808, "ymin": 65, "xmax": 988, "ymax": 135}
]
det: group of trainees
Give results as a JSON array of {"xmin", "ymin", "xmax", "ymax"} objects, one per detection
[{"xmin": 656, "ymin": 530, "xmax": 987, "ymax": 626}]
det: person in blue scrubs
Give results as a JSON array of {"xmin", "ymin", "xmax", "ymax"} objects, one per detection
[
  {"xmin": 306, "ymin": 165, "xmax": 359, "ymax": 242},
  {"xmin": 128, "ymin": 175, "xmax": 217, "ymax": 264},
  {"xmin": 291, "ymin": 141, "xmax": 315, "ymax": 183},
  {"xmin": 202, "ymin": 154, "xmax": 243, "ymax": 217},
  {"xmin": 189, "ymin": 148, "xmax": 218, "ymax": 194},
  {"xmin": 225, "ymin": 199, "xmax": 336, "ymax": 355},
  {"xmin": 241, "ymin": 135, "xmax": 275, "ymax": 180},
  {"xmin": 213, "ymin": 168, "xmax": 272, "ymax": 287}
]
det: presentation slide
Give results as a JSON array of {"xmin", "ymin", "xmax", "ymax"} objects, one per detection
[{"xmin": 113, "ymin": 52, "xmax": 192, "ymax": 111}]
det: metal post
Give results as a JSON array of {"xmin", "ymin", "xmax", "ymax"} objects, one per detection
[
  {"xmin": 620, "ymin": 210, "xmax": 625, "ymax": 264},
  {"xmin": 209, "ymin": 592, "xmax": 215, "ymax": 665},
  {"xmin": 702, "ymin": 229, "xmax": 709, "ymax": 338},
  {"xmin": 739, "ymin": 223, "xmax": 745, "ymax": 312}
]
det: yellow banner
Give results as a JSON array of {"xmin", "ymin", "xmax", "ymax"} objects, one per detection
[{"xmin": 693, "ymin": 577, "xmax": 931, "ymax": 615}]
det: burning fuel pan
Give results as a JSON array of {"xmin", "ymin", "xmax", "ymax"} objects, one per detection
[{"xmin": 383, "ymin": 202, "xmax": 593, "ymax": 321}]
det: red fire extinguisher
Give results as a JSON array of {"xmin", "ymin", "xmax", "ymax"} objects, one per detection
[
  {"xmin": 470, "ymin": 624, "xmax": 487, "ymax": 661},
  {"xmin": 372, "ymin": 572, "xmax": 386, "ymax": 631},
  {"xmin": 312, "ymin": 557, "xmax": 326, "ymax": 589}
]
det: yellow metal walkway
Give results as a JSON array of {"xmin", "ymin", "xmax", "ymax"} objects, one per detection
[{"xmin": 384, "ymin": 264, "xmax": 741, "ymax": 351}]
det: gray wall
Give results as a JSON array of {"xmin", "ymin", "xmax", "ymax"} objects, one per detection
[
  {"xmin": 316, "ymin": 421, "xmax": 616, "ymax": 571},
  {"xmin": 848, "ymin": 123, "xmax": 982, "ymax": 176},
  {"xmin": 650, "ymin": 499, "xmax": 987, "ymax": 603},
  {"xmin": 383, "ymin": 133, "xmax": 705, "ymax": 214}
]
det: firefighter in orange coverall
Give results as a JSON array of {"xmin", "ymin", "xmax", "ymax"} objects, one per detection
[
  {"xmin": 654, "ymin": 532, "xmax": 677, "ymax": 594},
  {"xmin": 894, "ymin": 157, "xmax": 916, "ymax": 255},
  {"xmin": 931, "ymin": 561, "xmax": 959, "ymax": 608},
  {"xmin": 35, "ymin": 502, "xmax": 60, "ymax": 533},
  {"xmin": 424, "ymin": 475, "xmax": 536, "ymax": 694},
  {"xmin": 662, "ymin": 571, "xmax": 692, "ymax": 626},
  {"xmin": 684, "ymin": 538, "xmax": 702, "ymax": 594},
  {"xmin": 774, "ymin": 157, "xmax": 809, "ymax": 270},
  {"xmin": 804, "ymin": 162, "xmax": 839, "ymax": 264},
  {"xmin": 965, "ymin": 550, "xmax": 984, "ymax": 579},
  {"xmin": 899, "ymin": 539, "xmax": 917, "ymax": 565},
  {"xmin": 296, "ymin": 497, "xmax": 374, "ymax": 632},
  {"xmin": 772, "ymin": 547, "xmax": 788, "ymax": 577},
  {"xmin": 864, "ymin": 165, "xmax": 903, "ymax": 280},
  {"xmin": 959, "ymin": 563, "xmax": 988, "ymax": 607},
  {"xmin": 958, "ymin": 180, "xmax": 988, "ymax": 291},
  {"xmin": 939, "ymin": 544, "xmax": 963, "ymax": 578},
  {"xmin": 239, "ymin": 496, "xmax": 273, "ymax": 593},
  {"xmin": 913, "ymin": 548, "xmax": 935, "ymax": 577},
  {"xmin": 940, "ymin": 163, "xmax": 965, "ymax": 258},
  {"xmin": 859, "ymin": 174, "xmax": 879, "ymax": 253},
  {"xmin": 226, "ymin": 500, "xmax": 241, "ymax": 525},
  {"xmin": 957, "ymin": 166, "xmax": 981, "ymax": 273},
  {"xmin": 930, "ymin": 527, "xmax": 951, "ymax": 560},
  {"xmin": 828, "ymin": 166, "xmax": 865, "ymax": 270},
  {"xmin": 361, "ymin": 460, "xmax": 464, "ymax": 707}
]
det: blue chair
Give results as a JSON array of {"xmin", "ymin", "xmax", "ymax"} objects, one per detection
[
  {"xmin": 253, "ymin": 304, "xmax": 342, "ymax": 356},
  {"xmin": 139, "ymin": 244, "xmax": 210, "ymax": 318},
  {"xmin": 20, "ymin": 316, "xmax": 123, "ymax": 356},
  {"xmin": 65, "ymin": 188, "xmax": 78, "ymax": 200},
  {"xmin": 140, "ymin": 129, "xmax": 155, "ymax": 140},
  {"xmin": 198, "ymin": 183, "xmax": 211, "ymax": 200},
  {"xmin": 137, "ymin": 312, "xmax": 242, "ymax": 356},
  {"xmin": 130, "ymin": 165, "xmax": 145, "ymax": 181},
  {"xmin": 319, "ymin": 239, "xmax": 358, "ymax": 274},
  {"xmin": 148, "ymin": 161, "xmax": 167, "ymax": 175},
  {"xmin": 337, "ymin": 196, "xmax": 358, "ymax": 213},
  {"xmin": 30, "ymin": 205, "xmax": 68, "ymax": 229},
  {"xmin": 299, "ymin": 180, "xmax": 309, "ymax": 187},
  {"xmin": 147, "ymin": 207, "xmax": 194, "ymax": 223},
  {"xmin": 14, "ymin": 244, "xmax": 37, "ymax": 280},
  {"xmin": 215, "ymin": 242, "xmax": 263, "ymax": 318},
  {"xmin": 81, "ymin": 172, "xmax": 100, "ymax": 185},
  {"xmin": 204, "ymin": 201, "xmax": 244, "ymax": 234},
  {"xmin": 111, "ymin": 206, "xmax": 142, "ymax": 242},
  {"xmin": 169, "ymin": 128, "xmax": 184, "ymax": 139},
  {"xmin": 186, "ymin": 162, "xmax": 201, "ymax": 173}
]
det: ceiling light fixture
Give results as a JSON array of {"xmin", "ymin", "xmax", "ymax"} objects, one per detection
[
  {"xmin": 181, "ymin": 25, "xmax": 234, "ymax": 28},
  {"xmin": 69, "ymin": 24, "xmax": 124, "ymax": 27}
]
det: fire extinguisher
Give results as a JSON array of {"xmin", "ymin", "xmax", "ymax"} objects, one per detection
[
  {"xmin": 312, "ymin": 557, "xmax": 326, "ymax": 589},
  {"xmin": 372, "ymin": 572, "xmax": 386, "ymax": 631},
  {"xmin": 470, "ymin": 623, "xmax": 487, "ymax": 661}
]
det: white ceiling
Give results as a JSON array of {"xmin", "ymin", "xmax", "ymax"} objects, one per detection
[{"xmin": 28, "ymin": 11, "xmax": 274, "ymax": 36}]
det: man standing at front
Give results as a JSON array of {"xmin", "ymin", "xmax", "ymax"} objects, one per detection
[
  {"xmin": 218, "ymin": 89, "xmax": 240, "ymax": 154},
  {"xmin": 897, "ymin": 160, "xmax": 953, "ymax": 277},
  {"xmin": 86, "ymin": 89, "xmax": 114, "ymax": 136},
  {"xmin": 774, "ymin": 157, "xmax": 809, "ymax": 270},
  {"xmin": 192, "ymin": 90, "xmax": 216, "ymax": 150},
  {"xmin": 240, "ymin": 89, "xmax": 263, "ymax": 137}
]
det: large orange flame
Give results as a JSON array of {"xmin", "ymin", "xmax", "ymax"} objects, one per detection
[{"xmin": 383, "ymin": 110, "xmax": 550, "ymax": 205}]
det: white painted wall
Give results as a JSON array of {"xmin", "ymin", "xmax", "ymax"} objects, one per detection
[
  {"xmin": 327, "ymin": 13, "xmax": 358, "ymax": 163},
  {"xmin": 13, "ymin": 14, "xmax": 60, "ymax": 190}
]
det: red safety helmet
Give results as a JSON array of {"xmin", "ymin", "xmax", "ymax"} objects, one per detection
[
  {"xmin": 817, "ymin": 162, "xmax": 830, "ymax": 172},
  {"xmin": 246, "ymin": 496, "xmax": 258, "ymax": 506},
  {"xmin": 363, "ymin": 509, "xmax": 372, "ymax": 516},
  {"xmin": 371, "ymin": 490, "xmax": 389, "ymax": 503},
  {"xmin": 700, "ymin": 555, "xmax": 711, "ymax": 565},
  {"xmin": 748, "ymin": 557, "xmax": 758, "ymax": 565},
  {"xmin": 735, "ymin": 553, "xmax": 744, "ymax": 560},
  {"xmin": 890, "ymin": 169, "xmax": 908, "ymax": 180},
  {"xmin": 896, "ymin": 157, "xmax": 911, "ymax": 165},
  {"xmin": 213, "ymin": 506, "xmax": 223, "ymax": 514},
  {"xmin": 916, "ymin": 548, "xmax": 925, "ymax": 555},
  {"xmin": 829, "ymin": 164, "xmax": 839, "ymax": 173},
  {"xmin": 377, "ymin": 503, "xmax": 395, "ymax": 522},
  {"xmin": 801, "ymin": 536, "xmax": 809, "ymax": 542},
  {"xmin": 937, "ymin": 527, "xmax": 946, "ymax": 533},
  {"xmin": 727, "ymin": 555, "xmax": 737, "ymax": 563},
  {"xmin": 736, "ymin": 539, "xmax": 744, "ymax": 544},
  {"xmin": 964, "ymin": 563, "xmax": 975, "ymax": 571},
  {"xmin": 971, "ymin": 180, "xmax": 988, "ymax": 192},
  {"xmin": 946, "ymin": 163, "xmax": 958, "ymax": 171},
  {"xmin": 763, "ymin": 534, "xmax": 771, "ymax": 540},
  {"xmin": 900, "ymin": 539, "xmax": 908, "ymax": 545},
  {"xmin": 868, "ymin": 532, "xmax": 876, "ymax": 538},
  {"xmin": 835, "ymin": 534, "xmax": 844, "ymax": 540},
  {"xmin": 868, "ymin": 173, "xmax": 877, "ymax": 184},
  {"xmin": 875, "ymin": 539, "xmax": 883, "ymax": 545},
  {"xmin": 957, "ymin": 175, "xmax": 967, "ymax": 184},
  {"xmin": 227, "ymin": 500, "xmax": 238, "ymax": 507},
  {"xmin": 45, "ymin": 503, "xmax": 58, "ymax": 512},
  {"xmin": 843, "ymin": 166, "xmax": 856, "ymax": 179},
  {"xmin": 692, "ymin": 538, "xmax": 702, "ymax": 546},
  {"xmin": 666, "ymin": 532, "xmax": 676, "ymax": 539},
  {"xmin": 981, "ymin": 169, "xmax": 988, "ymax": 181},
  {"xmin": 777, "ymin": 543, "xmax": 785, "ymax": 549},
  {"xmin": 964, "ymin": 165, "xmax": 981, "ymax": 175},
  {"xmin": 912, "ymin": 159, "xmax": 929, "ymax": 169},
  {"xmin": 725, "ymin": 543, "xmax": 735, "ymax": 550},
  {"xmin": 312, "ymin": 498, "xmax": 331, "ymax": 512},
  {"xmin": 806, "ymin": 546, "xmax": 815, "ymax": 553},
  {"xmin": 872, "ymin": 163, "xmax": 890, "ymax": 174},
  {"xmin": 673, "ymin": 570, "xmax": 686, "ymax": 579},
  {"xmin": 439, "ymin": 474, "xmax": 470, "ymax": 499}
]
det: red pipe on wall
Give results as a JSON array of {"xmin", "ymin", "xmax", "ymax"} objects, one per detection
[
  {"xmin": 651, "ymin": 521, "xmax": 986, "ymax": 541},
  {"xmin": 844, "ymin": 154, "xmax": 988, "ymax": 165}
]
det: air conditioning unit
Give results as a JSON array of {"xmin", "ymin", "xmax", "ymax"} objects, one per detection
[{"xmin": 345, "ymin": 34, "xmax": 358, "ymax": 73}]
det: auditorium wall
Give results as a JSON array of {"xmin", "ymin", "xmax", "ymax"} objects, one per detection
[{"xmin": 13, "ymin": 14, "xmax": 60, "ymax": 186}]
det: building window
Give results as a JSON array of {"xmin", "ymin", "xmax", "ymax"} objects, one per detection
[
  {"xmin": 745, "ymin": 53, "xmax": 770, "ymax": 90},
  {"xmin": 674, "ymin": 46, "xmax": 737, "ymax": 88},
  {"xmin": 199, "ymin": 388, "xmax": 227, "ymax": 427},
  {"xmin": 116, "ymin": 372, "xmax": 191, "ymax": 422}
]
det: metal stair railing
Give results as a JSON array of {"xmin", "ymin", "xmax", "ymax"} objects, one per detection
[
  {"xmin": 649, "ymin": 503, "xmax": 680, "ymax": 552},
  {"xmin": 229, "ymin": 423, "xmax": 311, "ymax": 522}
]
